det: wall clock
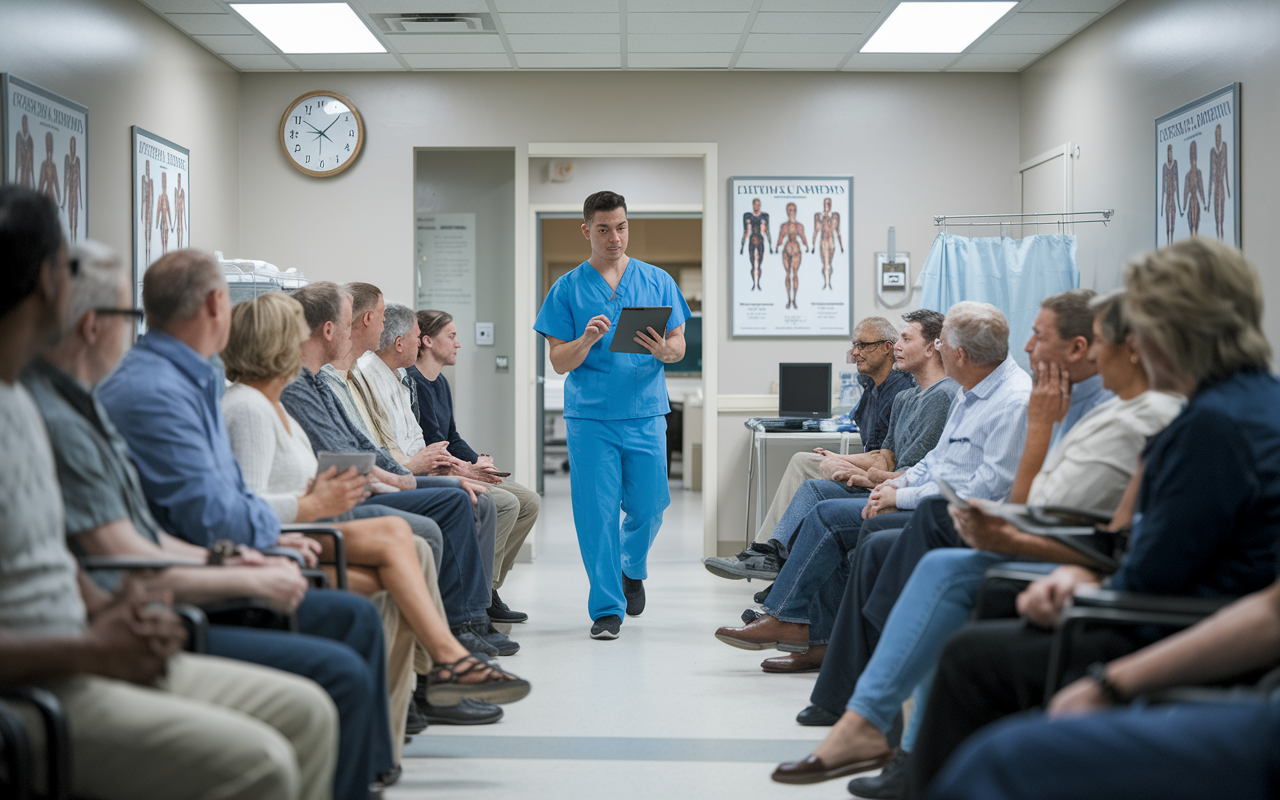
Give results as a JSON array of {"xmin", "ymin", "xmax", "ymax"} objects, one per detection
[{"xmin": 279, "ymin": 90, "xmax": 364, "ymax": 177}]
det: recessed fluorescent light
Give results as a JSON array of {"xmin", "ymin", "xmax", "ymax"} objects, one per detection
[
  {"xmin": 861, "ymin": 2, "xmax": 1017, "ymax": 53},
  {"xmin": 230, "ymin": 3, "xmax": 385, "ymax": 54}
]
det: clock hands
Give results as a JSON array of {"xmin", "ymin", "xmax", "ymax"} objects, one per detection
[{"xmin": 300, "ymin": 115, "xmax": 341, "ymax": 158}]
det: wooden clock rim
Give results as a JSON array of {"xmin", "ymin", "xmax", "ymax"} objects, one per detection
[{"xmin": 278, "ymin": 89, "xmax": 364, "ymax": 178}]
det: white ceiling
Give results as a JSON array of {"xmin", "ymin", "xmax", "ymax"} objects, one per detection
[{"xmin": 138, "ymin": 0, "xmax": 1128, "ymax": 72}]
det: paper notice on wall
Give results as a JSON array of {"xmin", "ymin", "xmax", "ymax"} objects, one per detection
[{"xmin": 416, "ymin": 213, "xmax": 476, "ymax": 318}]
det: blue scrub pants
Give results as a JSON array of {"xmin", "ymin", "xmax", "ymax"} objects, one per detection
[
  {"xmin": 566, "ymin": 416, "xmax": 670, "ymax": 621},
  {"xmin": 928, "ymin": 703, "xmax": 1280, "ymax": 800}
]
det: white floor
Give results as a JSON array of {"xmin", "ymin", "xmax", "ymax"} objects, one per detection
[{"xmin": 388, "ymin": 475, "xmax": 839, "ymax": 800}]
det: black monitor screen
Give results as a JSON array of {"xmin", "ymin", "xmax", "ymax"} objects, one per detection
[{"xmin": 778, "ymin": 363, "xmax": 831, "ymax": 419}]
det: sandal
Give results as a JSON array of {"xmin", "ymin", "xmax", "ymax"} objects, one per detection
[{"xmin": 426, "ymin": 654, "xmax": 531, "ymax": 707}]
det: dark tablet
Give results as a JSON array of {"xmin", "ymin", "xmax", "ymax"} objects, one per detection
[{"xmin": 609, "ymin": 306, "xmax": 673, "ymax": 354}]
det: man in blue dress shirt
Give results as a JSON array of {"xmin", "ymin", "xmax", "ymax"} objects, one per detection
[{"xmin": 534, "ymin": 191, "xmax": 692, "ymax": 640}]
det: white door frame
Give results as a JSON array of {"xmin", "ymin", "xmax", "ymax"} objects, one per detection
[
  {"xmin": 514, "ymin": 142, "xmax": 720, "ymax": 560},
  {"xmin": 1019, "ymin": 141, "xmax": 1077, "ymax": 232}
]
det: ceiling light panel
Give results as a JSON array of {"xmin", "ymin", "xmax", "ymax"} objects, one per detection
[
  {"xmin": 861, "ymin": 2, "xmax": 1017, "ymax": 53},
  {"xmin": 230, "ymin": 3, "xmax": 386, "ymax": 53}
]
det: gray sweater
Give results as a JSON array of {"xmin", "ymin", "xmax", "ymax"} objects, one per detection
[
  {"xmin": 880, "ymin": 376, "xmax": 960, "ymax": 470},
  {"xmin": 280, "ymin": 367, "xmax": 409, "ymax": 476}
]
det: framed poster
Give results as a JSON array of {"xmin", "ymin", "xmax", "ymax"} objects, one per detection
[
  {"xmin": 730, "ymin": 176, "xmax": 852, "ymax": 337},
  {"xmin": 132, "ymin": 126, "xmax": 190, "ymax": 307},
  {"xmin": 2, "ymin": 74, "xmax": 89, "ymax": 242},
  {"xmin": 1155, "ymin": 83, "xmax": 1240, "ymax": 248}
]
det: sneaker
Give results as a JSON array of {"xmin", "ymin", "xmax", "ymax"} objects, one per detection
[
  {"xmin": 453, "ymin": 625, "xmax": 500, "ymax": 657},
  {"xmin": 590, "ymin": 614, "xmax": 622, "ymax": 639},
  {"xmin": 421, "ymin": 697, "xmax": 503, "ymax": 725},
  {"xmin": 622, "ymin": 573, "xmax": 645, "ymax": 617},
  {"xmin": 488, "ymin": 589, "xmax": 528, "ymax": 623},
  {"xmin": 406, "ymin": 678, "xmax": 429, "ymax": 735},
  {"xmin": 754, "ymin": 583, "xmax": 774, "ymax": 605},
  {"xmin": 703, "ymin": 541, "xmax": 785, "ymax": 581},
  {"xmin": 470, "ymin": 617, "xmax": 520, "ymax": 656},
  {"xmin": 847, "ymin": 748, "xmax": 909, "ymax": 798}
]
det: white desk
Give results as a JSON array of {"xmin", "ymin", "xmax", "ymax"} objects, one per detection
[{"xmin": 745, "ymin": 429, "xmax": 862, "ymax": 545}]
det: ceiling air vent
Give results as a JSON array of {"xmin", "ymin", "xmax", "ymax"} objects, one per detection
[{"xmin": 374, "ymin": 12, "xmax": 496, "ymax": 34}]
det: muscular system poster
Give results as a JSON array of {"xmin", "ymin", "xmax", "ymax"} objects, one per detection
[
  {"xmin": 132, "ymin": 127, "xmax": 190, "ymax": 309},
  {"xmin": 1155, "ymin": 84, "xmax": 1240, "ymax": 248},
  {"xmin": 2, "ymin": 74, "xmax": 88, "ymax": 242},
  {"xmin": 731, "ymin": 176, "xmax": 852, "ymax": 337}
]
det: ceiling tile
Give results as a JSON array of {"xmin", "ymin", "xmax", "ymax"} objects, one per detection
[
  {"xmin": 735, "ymin": 52, "xmax": 845, "ymax": 69},
  {"xmin": 514, "ymin": 53, "xmax": 622, "ymax": 68},
  {"xmin": 138, "ymin": 0, "xmax": 224, "ymax": 12},
  {"xmin": 947, "ymin": 52, "xmax": 1041, "ymax": 71},
  {"xmin": 192, "ymin": 34, "xmax": 276, "ymax": 55},
  {"xmin": 628, "ymin": 0, "xmax": 754, "ymax": 11},
  {"xmin": 970, "ymin": 33, "xmax": 1070, "ymax": 53},
  {"xmin": 744, "ymin": 33, "xmax": 859, "ymax": 52},
  {"xmin": 628, "ymin": 52, "xmax": 733, "ymax": 68},
  {"xmin": 355, "ymin": 0, "xmax": 489, "ymax": 11},
  {"xmin": 494, "ymin": 0, "xmax": 617, "ymax": 11},
  {"xmin": 403, "ymin": 53, "xmax": 513, "ymax": 68},
  {"xmin": 751, "ymin": 12, "xmax": 878, "ymax": 34},
  {"xmin": 627, "ymin": 12, "xmax": 748, "ymax": 34},
  {"xmin": 500, "ymin": 13, "xmax": 620, "ymax": 33},
  {"xmin": 1018, "ymin": 0, "xmax": 1123, "ymax": 11},
  {"xmin": 758, "ymin": 0, "xmax": 888, "ymax": 10},
  {"xmin": 385, "ymin": 33, "xmax": 505, "ymax": 53},
  {"xmin": 842, "ymin": 53, "xmax": 956, "ymax": 70},
  {"xmin": 165, "ymin": 13, "xmax": 251, "ymax": 35},
  {"xmin": 220, "ymin": 54, "xmax": 296, "ymax": 70},
  {"xmin": 507, "ymin": 33, "xmax": 620, "ymax": 52},
  {"xmin": 995, "ymin": 11, "xmax": 1097, "ymax": 35},
  {"xmin": 628, "ymin": 33, "xmax": 741, "ymax": 53},
  {"xmin": 286, "ymin": 53, "xmax": 404, "ymax": 69}
]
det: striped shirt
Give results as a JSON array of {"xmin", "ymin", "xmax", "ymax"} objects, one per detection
[{"xmin": 890, "ymin": 356, "xmax": 1032, "ymax": 509}]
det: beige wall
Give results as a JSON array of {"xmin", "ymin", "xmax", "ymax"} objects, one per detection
[
  {"xmin": 1020, "ymin": 0, "xmax": 1280, "ymax": 347},
  {"xmin": 0, "ymin": 0, "xmax": 240, "ymax": 264}
]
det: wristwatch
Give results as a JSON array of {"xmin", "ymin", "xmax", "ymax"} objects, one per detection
[
  {"xmin": 207, "ymin": 539, "xmax": 240, "ymax": 566},
  {"xmin": 1086, "ymin": 662, "xmax": 1130, "ymax": 704}
]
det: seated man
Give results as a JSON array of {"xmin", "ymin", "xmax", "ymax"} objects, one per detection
[
  {"xmin": 776, "ymin": 290, "xmax": 1182, "ymax": 796},
  {"xmin": 714, "ymin": 302, "xmax": 1031, "ymax": 669},
  {"xmin": 706, "ymin": 310, "xmax": 954, "ymax": 581},
  {"xmin": 0, "ymin": 185, "xmax": 337, "ymax": 800},
  {"xmin": 409, "ymin": 308, "xmax": 541, "ymax": 623},
  {"xmin": 905, "ymin": 239, "xmax": 1280, "ymax": 798},
  {"xmin": 280, "ymin": 281, "xmax": 517, "ymax": 662}
]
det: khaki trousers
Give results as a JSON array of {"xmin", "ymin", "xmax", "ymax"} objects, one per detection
[
  {"xmin": 755, "ymin": 451, "xmax": 828, "ymax": 543},
  {"xmin": 489, "ymin": 478, "xmax": 540, "ymax": 589},
  {"xmin": 11, "ymin": 652, "xmax": 337, "ymax": 800},
  {"xmin": 368, "ymin": 534, "xmax": 439, "ymax": 761}
]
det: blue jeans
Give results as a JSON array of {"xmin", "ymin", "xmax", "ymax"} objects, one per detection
[
  {"xmin": 929, "ymin": 703, "xmax": 1280, "ymax": 800},
  {"xmin": 848, "ymin": 548, "xmax": 1006, "ymax": 751},
  {"xmin": 769, "ymin": 479, "xmax": 870, "ymax": 551},
  {"xmin": 359, "ymin": 484, "xmax": 490, "ymax": 626},
  {"xmin": 208, "ymin": 589, "xmax": 394, "ymax": 800}
]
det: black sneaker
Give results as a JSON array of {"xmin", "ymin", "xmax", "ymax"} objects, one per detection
[
  {"xmin": 703, "ymin": 541, "xmax": 786, "ymax": 581},
  {"xmin": 622, "ymin": 573, "xmax": 645, "ymax": 617},
  {"xmin": 470, "ymin": 617, "xmax": 520, "ymax": 656},
  {"xmin": 847, "ymin": 748, "xmax": 909, "ymax": 798},
  {"xmin": 488, "ymin": 589, "xmax": 528, "ymax": 623},
  {"xmin": 453, "ymin": 625, "xmax": 500, "ymax": 657},
  {"xmin": 406, "ymin": 676, "xmax": 429, "ymax": 735},
  {"xmin": 422, "ymin": 697, "xmax": 503, "ymax": 725},
  {"xmin": 754, "ymin": 583, "xmax": 774, "ymax": 605},
  {"xmin": 590, "ymin": 614, "xmax": 622, "ymax": 639}
]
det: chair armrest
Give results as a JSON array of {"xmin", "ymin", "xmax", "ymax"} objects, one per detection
[
  {"xmin": 79, "ymin": 556, "xmax": 205, "ymax": 571},
  {"xmin": 278, "ymin": 525, "xmax": 347, "ymax": 590},
  {"xmin": 174, "ymin": 604, "xmax": 209, "ymax": 654},
  {"xmin": 1071, "ymin": 586, "xmax": 1233, "ymax": 617},
  {"xmin": 200, "ymin": 599, "xmax": 299, "ymax": 634},
  {"xmin": 972, "ymin": 564, "xmax": 1059, "ymax": 621},
  {"xmin": 0, "ymin": 698, "xmax": 33, "ymax": 800},
  {"xmin": 260, "ymin": 546, "xmax": 307, "ymax": 568},
  {"xmin": 0, "ymin": 687, "xmax": 68, "ymax": 800}
]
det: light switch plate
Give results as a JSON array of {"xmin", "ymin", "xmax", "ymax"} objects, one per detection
[
  {"xmin": 475, "ymin": 322, "xmax": 494, "ymax": 346},
  {"xmin": 495, "ymin": 356, "xmax": 509, "ymax": 372}
]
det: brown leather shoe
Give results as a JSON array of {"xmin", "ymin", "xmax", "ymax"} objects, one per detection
[
  {"xmin": 771, "ymin": 751, "xmax": 894, "ymax": 785},
  {"xmin": 714, "ymin": 615, "xmax": 809, "ymax": 652},
  {"xmin": 761, "ymin": 644, "xmax": 826, "ymax": 673}
]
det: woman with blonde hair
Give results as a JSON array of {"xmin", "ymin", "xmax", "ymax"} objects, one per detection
[{"xmin": 221, "ymin": 291, "xmax": 529, "ymax": 754}]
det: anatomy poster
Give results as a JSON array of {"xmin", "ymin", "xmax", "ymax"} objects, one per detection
[
  {"xmin": 731, "ymin": 176, "xmax": 852, "ymax": 337},
  {"xmin": 132, "ymin": 127, "xmax": 190, "ymax": 307},
  {"xmin": 2, "ymin": 74, "xmax": 88, "ymax": 242},
  {"xmin": 1155, "ymin": 84, "xmax": 1240, "ymax": 249}
]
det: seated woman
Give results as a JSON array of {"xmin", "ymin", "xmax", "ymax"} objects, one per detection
[
  {"xmin": 775, "ymin": 289, "xmax": 1184, "ymax": 792},
  {"xmin": 221, "ymin": 291, "xmax": 529, "ymax": 744}
]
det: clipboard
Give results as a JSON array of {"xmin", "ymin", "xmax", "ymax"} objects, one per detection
[{"xmin": 608, "ymin": 306, "xmax": 672, "ymax": 354}]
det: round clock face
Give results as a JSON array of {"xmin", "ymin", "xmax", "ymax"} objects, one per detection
[{"xmin": 279, "ymin": 91, "xmax": 363, "ymax": 177}]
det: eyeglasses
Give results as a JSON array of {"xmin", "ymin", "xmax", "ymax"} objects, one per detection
[
  {"xmin": 850, "ymin": 340, "xmax": 890, "ymax": 351},
  {"xmin": 94, "ymin": 307, "xmax": 145, "ymax": 321}
]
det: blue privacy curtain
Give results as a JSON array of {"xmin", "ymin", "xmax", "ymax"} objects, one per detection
[{"xmin": 919, "ymin": 233, "xmax": 1079, "ymax": 371}]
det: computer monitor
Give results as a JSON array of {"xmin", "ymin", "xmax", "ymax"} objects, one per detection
[{"xmin": 778, "ymin": 363, "xmax": 832, "ymax": 419}]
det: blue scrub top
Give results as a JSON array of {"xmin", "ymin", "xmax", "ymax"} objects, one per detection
[{"xmin": 535, "ymin": 258, "xmax": 691, "ymax": 421}]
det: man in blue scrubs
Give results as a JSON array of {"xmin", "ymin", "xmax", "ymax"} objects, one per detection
[{"xmin": 535, "ymin": 191, "xmax": 692, "ymax": 640}]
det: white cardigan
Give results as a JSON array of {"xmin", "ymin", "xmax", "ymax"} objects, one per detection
[{"xmin": 222, "ymin": 382, "xmax": 317, "ymax": 524}]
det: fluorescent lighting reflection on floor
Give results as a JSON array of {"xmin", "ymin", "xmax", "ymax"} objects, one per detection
[
  {"xmin": 230, "ymin": 3, "xmax": 385, "ymax": 53},
  {"xmin": 862, "ymin": 1, "xmax": 1017, "ymax": 53}
]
